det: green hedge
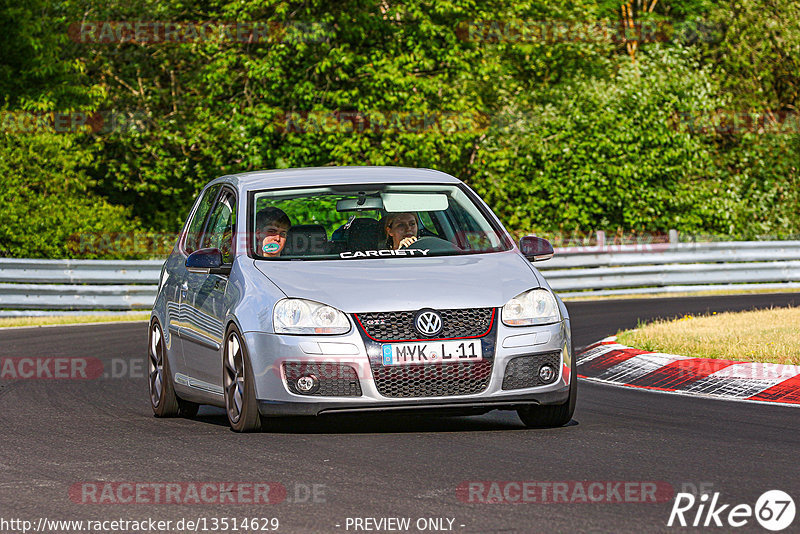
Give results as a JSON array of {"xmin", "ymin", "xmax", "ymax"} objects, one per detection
[{"xmin": 1, "ymin": 0, "xmax": 798, "ymax": 258}]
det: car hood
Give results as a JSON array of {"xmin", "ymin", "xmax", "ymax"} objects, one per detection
[{"xmin": 253, "ymin": 252, "xmax": 541, "ymax": 313}]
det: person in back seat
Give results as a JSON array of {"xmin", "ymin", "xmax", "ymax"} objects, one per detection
[{"xmin": 256, "ymin": 207, "xmax": 292, "ymax": 257}]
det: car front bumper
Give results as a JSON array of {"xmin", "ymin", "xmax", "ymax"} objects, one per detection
[{"xmin": 244, "ymin": 318, "xmax": 573, "ymax": 417}]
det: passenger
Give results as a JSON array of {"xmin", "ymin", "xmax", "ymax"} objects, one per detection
[
  {"xmin": 383, "ymin": 212, "xmax": 419, "ymax": 250},
  {"xmin": 256, "ymin": 207, "xmax": 291, "ymax": 257}
]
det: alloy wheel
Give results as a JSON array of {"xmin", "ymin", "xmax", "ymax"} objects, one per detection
[
  {"xmin": 148, "ymin": 323, "xmax": 165, "ymax": 408},
  {"xmin": 224, "ymin": 332, "xmax": 245, "ymax": 424}
]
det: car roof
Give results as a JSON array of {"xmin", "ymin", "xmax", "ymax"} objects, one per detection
[{"xmin": 210, "ymin": 166, "xmax": 462, "ymax": 191}]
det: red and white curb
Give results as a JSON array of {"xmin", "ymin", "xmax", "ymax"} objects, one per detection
[{"xmin": 577, "ymin": 337, "xmax": 800, "ymax": 407}]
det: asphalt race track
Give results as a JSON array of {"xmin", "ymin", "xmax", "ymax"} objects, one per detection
[{"xmin": 1, "ymin": 294, "xmax": 799, "ymax": 534}]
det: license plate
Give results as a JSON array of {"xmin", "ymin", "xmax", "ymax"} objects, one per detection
[{"xmin": 381, "ymin": 340, "xmax": 483, "ymax": 366}]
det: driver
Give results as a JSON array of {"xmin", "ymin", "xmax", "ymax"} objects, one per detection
[
  {"xmin": 256, "ymin": 207, "xmax": 291, "ymax": 257},
  {"xmin": 383, "ymin": 212, "xmax": 419, "ymax": 250}
]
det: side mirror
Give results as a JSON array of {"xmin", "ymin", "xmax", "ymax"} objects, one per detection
[
  {"xmin": 519, "ymin": 236, "xmax": 554, "ymax": 262},
  {"xmin": 186, "ymin": 248, "xmax": 231, "ymax": 275}
]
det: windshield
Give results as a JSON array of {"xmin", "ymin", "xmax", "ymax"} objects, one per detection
[{"xmin": 250, "ymin": 183, "xmax": 513, "ymax": 260}]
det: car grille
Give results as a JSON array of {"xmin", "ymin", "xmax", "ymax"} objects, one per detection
[
  {"xmin": 355, "ymin": 308, "xmax": 494, "ymax": 341},
  {"xmin": 501, "ymin": 352, "xmax": 562, "ymax": 390},
  {"xmin": 370, "ymin": 360, "xmax": 492, "ymax": 398},
  {"xmin": 282, "ymin": 362, "xmax": 362, "ymax": 397}
]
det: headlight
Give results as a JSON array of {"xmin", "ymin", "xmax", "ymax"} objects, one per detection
[
  {"xmin": 273, "ymin": 299, "xmax": 351, "ymax": 335},
  {"xmin": 502, "ymin": 288, "xmax": 561, "ymax": 326}
]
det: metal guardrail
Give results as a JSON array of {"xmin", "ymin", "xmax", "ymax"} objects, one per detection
[
  {"xmin": 0, "ymin": 259, "xmax": 163, "ymax": 312},
  {"xmin": 542, "ymin": 241, "xmax": 800, "ymax": 297},
  {"xmin": 0, "ymin": 258, "xmax": 163, "ymax": 284},
  {"xmin": 0, "ymin": 240, "xmax": 799, "ymax": 312}
]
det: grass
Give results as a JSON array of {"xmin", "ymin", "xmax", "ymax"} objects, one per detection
[
  {"xmin": 0, "ymin": 312, "xmax": 150, "ymax": 328},
  {"xmin": 616, "ymin": 307, "xmax": 800, "ymax": 365},
  {"xmin": 562, "ymin": 287, "xmax": 800, "ymax": 302}
]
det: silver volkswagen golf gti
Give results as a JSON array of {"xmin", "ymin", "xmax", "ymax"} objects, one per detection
[{"xmin": 149, "ymin": 166, "xmax": 576, "ymax": 432}]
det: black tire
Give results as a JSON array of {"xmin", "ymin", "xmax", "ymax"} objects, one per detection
[
  {"xmin": 222, "ymin": 325, "xmax": 263, "ymax": 432},
  {"xmin": 148, "ymin": 319, "xmax": 200, "ymax": 419},
  {"xmin": 517, "ymin": 347, "xmax": 577, "ymax": 428},
  {"xmin": 148, "ymin": 319, "xmax": 179, "ymax": 417}
]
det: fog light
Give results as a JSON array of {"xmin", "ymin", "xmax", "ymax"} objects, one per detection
[
  {"xmin": 296, "ymin": 374, "xmax": 319, "ymax": 394},
  {"xmin": 538, "ymin": 365, "xmax": 556, "ymax": 383}
]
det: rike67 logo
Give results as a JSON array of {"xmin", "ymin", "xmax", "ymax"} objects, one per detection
[{"xmin": 668, "ymin": 490, "xmax": 795, "ymax": 531}]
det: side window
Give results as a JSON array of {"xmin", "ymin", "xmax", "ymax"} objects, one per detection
[
  {"xmin": 201, "ymin": 190, "xmax": 236, "ymax": 263},
  {"xmin": 417, "ymin": 211, "xmax": 444, "ymax": 237},
  {"xmin": 445, "ymin": 201, "xmax": 500, "ymax": 250},
  {"xmin": 417, "ymin": 211, "xmax": 435, "ymax": 231},
  {"xmin": 184, "ymin": 185, "xmax": 221, "ymax": 254}
]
